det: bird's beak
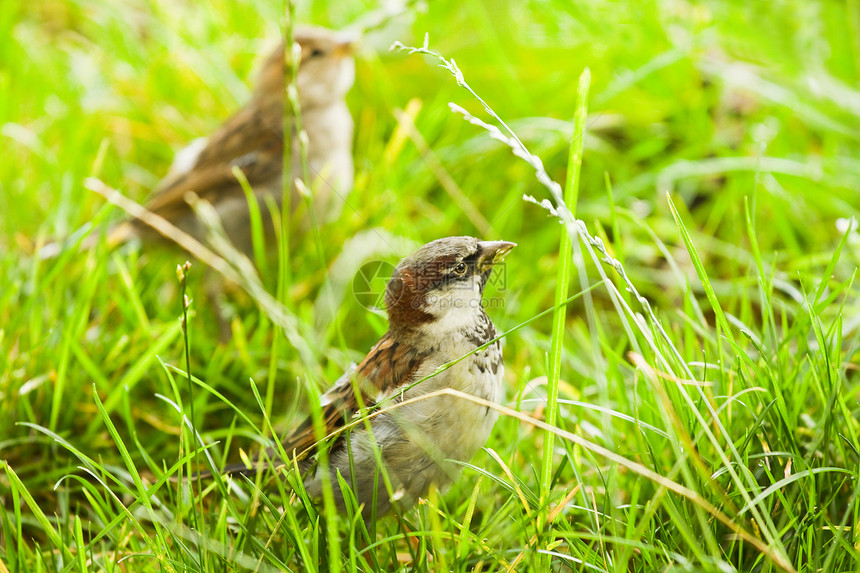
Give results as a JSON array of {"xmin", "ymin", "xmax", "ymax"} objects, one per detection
[
  {"xmin": 476, "ymin": 240, "xmax": 517, "ymax": 273},
  {"xmin": 334, "ymin": 31, "xmax": 360, "ymax": 57}
]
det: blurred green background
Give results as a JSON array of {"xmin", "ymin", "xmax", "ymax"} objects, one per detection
[{"xmin": 2, "ymin": 0, "xmax": 859, "ymax": 571}]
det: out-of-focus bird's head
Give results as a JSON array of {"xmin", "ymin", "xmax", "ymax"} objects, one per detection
[{"xmin": 256, "ymin": 26, "xmax": 357, "ymax": 110}]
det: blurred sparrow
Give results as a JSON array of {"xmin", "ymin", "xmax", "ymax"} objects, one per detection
[
  {"xmin": 212, "ymin": 236, "xmax": 515, "ymax": 515},
  {"xmin": 109, "ymin": 26, "xmax": 357, "ymax": 253}
]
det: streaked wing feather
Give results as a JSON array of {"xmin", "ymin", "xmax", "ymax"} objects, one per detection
[
  {"xmin": 271, "ymin": 333, "xmax": 428, "ymax": 462},
  {"xmin": 354, "ymin": 334, "xmax": 428, "ymax": 395}
]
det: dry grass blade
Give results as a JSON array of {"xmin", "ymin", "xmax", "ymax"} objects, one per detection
[{"xmin": 84, "ymin": 177, "xmax": 317, "ymax": 366}]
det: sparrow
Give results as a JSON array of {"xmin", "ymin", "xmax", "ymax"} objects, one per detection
[
  {"xmin": 102, "ymin": 26, "xmax": 357, "ymax": 254},
  {"xmin": 211, "ymin": 236, "xmax": 516, "ymax": 516}
]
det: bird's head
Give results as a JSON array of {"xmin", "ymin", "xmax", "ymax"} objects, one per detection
[
  {"xmin": 385, "ymin": 236, "xmax": 516, "ymax": 335},
  {"xmin": 257, "ymin": 26, "xmax": 357, "ymax": 110}
]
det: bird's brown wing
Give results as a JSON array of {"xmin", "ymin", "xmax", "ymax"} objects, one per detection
[
  {"xmin": 143, "ymin": 98, "xmax": 285, "ymax": 223},
  {"xmin": 144, "ymin": 41, "xmax": 294, "ymax": 222},
  {"xmin": 272, "ymin": 332, "xmax": 429, "ymax": 463}
]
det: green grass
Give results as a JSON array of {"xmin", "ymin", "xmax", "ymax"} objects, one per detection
[{"xmin": 3, "ymin": 0, "xmax": 860, "ymax": 571}]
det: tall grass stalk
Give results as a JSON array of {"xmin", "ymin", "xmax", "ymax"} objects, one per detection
[{"xmin": 540, "ymin": 66, "xmax": 590, "ymax": 562}]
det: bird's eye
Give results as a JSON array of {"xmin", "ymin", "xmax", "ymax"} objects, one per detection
[
  {"xmin": 452, "ymin": 262, "xmax": 468, "ymax": 276},
  {"xmin": 309, "ymin": 48, "xmax": 325, "ymax": 58}
]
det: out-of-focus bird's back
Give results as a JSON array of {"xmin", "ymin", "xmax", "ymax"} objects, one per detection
[
  {"xmin": 120, "ymin": 26, "xmax": 358, "ymax": 253},
  {"xmin": 38, "ymin": 26, "xmax": 357, "ymax": 260}
]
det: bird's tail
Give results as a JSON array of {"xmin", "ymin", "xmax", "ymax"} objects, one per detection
[
  {"xmin": 201, "ymin": 460, "xmax": 265, "ymax": 478},
  {"xmin": 178, "ymin": 454, "xmax": 284, "ymax": 482}
]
